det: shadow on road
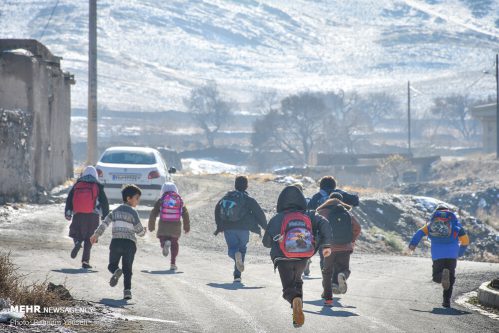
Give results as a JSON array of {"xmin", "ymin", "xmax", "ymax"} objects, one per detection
[
  {"xmin": 303, "ymin": 299, "xmax": 358, "ymax": 317},
  {"xmin": 51, "ymin": 268, "xmax": 98, "ymax": 274},
  {"xmin": 99, "ymin": 298, "xmax": 132, "ymax": 308},
  {"xmin": 141, "ymin": 269, "xmax": 184, "ymax": 275},
  {"xmin": 206, "ymin": 282, "xmax": 265, "ymax": 290},
  {"xmin": 409, "ymin": 308, "xmax": 471, "ymax": 316}
]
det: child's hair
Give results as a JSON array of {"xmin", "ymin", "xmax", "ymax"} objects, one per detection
[
  {"xmin": 121, "ymin": 184, "xmax": 142, "ymax": 202},
  {"xmin": 235, "ymin": 175, "xmax": 248, "ymax": 192},
  {"xmin": 319, "ymin": 176, "xmax": 336, "ymax": 190}
]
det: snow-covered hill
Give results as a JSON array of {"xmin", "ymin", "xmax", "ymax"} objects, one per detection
[{"xmin": 1, "ymin": 0, "xmax": 499, "ymax": 113}]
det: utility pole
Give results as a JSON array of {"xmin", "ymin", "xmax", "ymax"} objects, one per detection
[
  {"xmin": 87, "ymin": 0, "xmax": 97, "ymax": 165},
  {"xmin": 407, "ymin": 81, "xmax": 412, "ymax": 156},
  {"xmin": 496, "ymin": 54, "xmax": 499, "ymax": 159}
]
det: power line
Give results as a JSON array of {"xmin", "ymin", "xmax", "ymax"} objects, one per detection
[{"xmin": 39, "ymin": 0, "xmax": 60, "ymax": 41}]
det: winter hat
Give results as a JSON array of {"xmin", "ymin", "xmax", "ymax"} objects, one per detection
[
  {"xmin": 292, "ymin": 182, "xmax": 304, "ymax": 192},
  {"xmin": 235, "ymin": 175, "xmax": 248, "ymax": 192},
  {"xmin": 82, "ymin": 166, "xmax": 98, "ymax": 179},
  {"xmin": 161, "ymin": 182, "xmax": 178, "ymax": 195},
  {"xmin": 329, "ymin": 192, "xmax": 343, "ymax": 201},
  {"xmin": 319, "ymin": 176, "xmax": 336, "ymax": 190}
]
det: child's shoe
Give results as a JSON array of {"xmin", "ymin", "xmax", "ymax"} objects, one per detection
[
  {"xmin": 332, "ymin": 283, "xmax": 341, "ymax": 294},
  {"xmin": 338, "ymin": 273, "xmax": 348, "ymax": 294},
  {"xmin": 292, "ymin": 297, "xmax": 305, "ymax": 328},
  {"xmin": 71, "ymin": 241, "xmax": 82, "ymax": 259},
  {"xmin": 82, "ymin": 262, "xmax": 92, "ymax": 269},
  {"xmin": 441, "ymin": 269, "xmax": 450, "ymax": 291},
  {"xmin": 170, "ymin": 264, "xmax": 177, "ymax": 271},
  {"xmin": 124, "ymin": 289, "xmax": 132, "ymax": 300},
  {"xmin": 162, "ymin": 240, "xmax": 171, "ymax": 257},
  {"xmin": 233, "ymin": 277, "xmax": 242, "ymax": 283},
  {"xmin": 442, "ymin": 299, "xmax": 451, "ymax": 308},
  {"xmin": 109, "ymin": 268, "xmax": 122, "ymax": 287},
  {"xmin": 235, "ymin": 251, "xmax": 244, "ymax": 272},
  {"xmin": 324, "ymin": 298, "xmax": 333, "ymax": 307}
]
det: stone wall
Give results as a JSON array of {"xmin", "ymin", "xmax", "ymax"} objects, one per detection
[{"xmin": 0, "ymin": 40, "xmax": 74, "ymax": 200}]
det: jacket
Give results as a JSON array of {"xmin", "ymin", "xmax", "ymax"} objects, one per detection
[
  {"xmin": 65, "ymin": 175, "xmax": 110, "ymax": 219},
  {"xmin": 262, "ymin": 186, "xmax": 332, "ymax": 265},
  {"xmin": 409, "ymin": 211, "xmax": 470, "ymax": 260},
  {"xmin": 214, "ymin": 191, "xmax": 267, "ymax": 235},
  {"xmin": 317, "ymin": 198, "xmax": 362, "ymax": 253},
  {"xmin": 308, "ymin": 187, "xmax": 359, "ymax": 210},
  {"xmin": 148, "ymin": 198, "xmax": 190, "ymax": 238}
]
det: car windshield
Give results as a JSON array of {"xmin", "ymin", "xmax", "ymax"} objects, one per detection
[{"xmin": 100, "ymin": 151, "xmax": 156, "ymax": 165}]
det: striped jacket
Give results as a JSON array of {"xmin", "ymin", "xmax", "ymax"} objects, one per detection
[{"xmin": 94, "ymin": 204, "xmax": 146, "ymax": 243}]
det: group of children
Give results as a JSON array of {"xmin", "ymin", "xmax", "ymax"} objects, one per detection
[{"xmin": 65, "ymin": 167, "xmax": 470, "ymax": 327}]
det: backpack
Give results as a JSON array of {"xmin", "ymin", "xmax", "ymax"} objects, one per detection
[
  {"xmin": 72, "ymin": 182, "xmax": 99, "ymax": 213},
  {"xmin": 160, "ymin": 192, "xmax": 183, "ymax": 222},
  {"xmin": 279, "ymin": 212, "xmax": 315, "ymax": 258},
  {"xmin": 219, "ymin": 191, "xmax": 246, "ymax": 222},
  {"xmin": 328, "ymin": 208, "xmax": 353, "ymax": 245},
  {"xmin": 428, "ymin": 210, "xmax": 454, "ymax": 239}
]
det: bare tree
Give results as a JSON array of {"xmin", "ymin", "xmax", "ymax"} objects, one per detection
[
  {"xmin": 359, "ymin": 92, "xmax": 400, "ymax": 128},
  {"xmin": 184, "ymin": 81, "xmax": 232, "ymax": 147},
  {"xmin": 253, "ymin": 89, "xmax": 279, "ymax": 115},
  {"xmin": 252, "ymin": 92, "xmax": 326, "ymax": 164},
  {"xmin": 377, "ymin": 154, "xmax": 412, "ymax": 185},
  {"xmin": 430, "ymin": 94, "xmax": 477, "ymax": 139}
]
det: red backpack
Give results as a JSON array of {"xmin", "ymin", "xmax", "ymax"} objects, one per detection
[
  {"xmin": 72, "ymin": 182, "xmax": 99, "ymax": 213},
  {"xmin": 279, "ymin": 212, "xmax": 315, "ymax": 258}
]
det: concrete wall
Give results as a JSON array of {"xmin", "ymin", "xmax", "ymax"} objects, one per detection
[{"xmin": 0, "ymin": 40, "xmax": 74, "ymax": 199}]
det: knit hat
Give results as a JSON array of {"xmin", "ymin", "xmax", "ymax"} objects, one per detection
[
  {"xmin": 82, "ymin": 166, "xmax": 98, "ymax": 179},
  {"xmin": 161, "ymin": 182, "xmax": 178, "ymax": 195},
  {"xmin": 235, "ymin": 175, "xmax": 248, "ymax": 192}
]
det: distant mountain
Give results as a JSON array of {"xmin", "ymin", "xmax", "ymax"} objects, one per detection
[{"xmin": 1, "ymin": 0, "xmax": 499, "ymax": 113}]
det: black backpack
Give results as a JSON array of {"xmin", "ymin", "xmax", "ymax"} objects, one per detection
[
  {"xmin": 219, "ymin": 191, "xmax": 247, "ymax": 222},
  {"xmin": 328, "ymin": 207, "xmax": 353, "ymax": 245}
]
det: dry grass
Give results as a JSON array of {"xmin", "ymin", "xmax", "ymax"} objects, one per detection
[
  {"xmin": 0, "ymin": 252, "xmax": 69, "ymax": 312},
  {"xmin": 341, "ymin": 185, "xmax": 379, "ymax": 196},
  {"xmin": 247, "ymin": 173, "xmax": 276, "ymax": 182},
  {"xmin": 476, "ymin": 207, "xmax": 499, "ymax": 231}
]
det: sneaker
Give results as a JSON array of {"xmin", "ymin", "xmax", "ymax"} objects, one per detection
[
  {"xmin": 235, "ymin": 252, "xmax": 244, "ymax": 273},
  {"xmin": 441, "ymin": 269, "xmax": 450, "ymax": 291},
  {"xmin": 233, "ymin": 277, "xmax": 242, "ymax": 283},
  {"xmin": 292, "ymin": 297, "xmax": 305, "ymax": 328},
  {"xmin": 303, "ymin": 259, "xmax": 311, "ymax": 276},
  {"xmin": 81, "ymin": 262, "xmax": 92, "ymax": 269},
  {"xmin": 442, "ymin": 299, "xmax": 451, "ymax": 308},
  {"xmin": 124, "ymin": 289, "xmax": 132, "ymax": 300},
  {"xmin": 109, "ymin": 268, "xmax": 122, "ymax": 287},
  {"xmin": 170, "ymin": 264, "xmax": 177, "ymax": 271},
  {"xmin": 324, "ymin": 299, "xmax": 333, "ymax": 307},
  {"xmin": 338, "ymin": 273, "xmax": 348, "ymax": 294},
  {"xmin": 71, "ymin": 241, "xmax": 82, "ymax": 259},
  {"xmin": 162, "ymin": 240, "xmax": 171, "ymax": 257},
  {"xmin": 332, "ymin": 283, "xmax": 341, "ymax": 294}
]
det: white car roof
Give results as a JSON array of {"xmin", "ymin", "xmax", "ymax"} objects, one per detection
[{"xmin": 103, "ymin": 146, "xmax": 159, "ymax": 153}]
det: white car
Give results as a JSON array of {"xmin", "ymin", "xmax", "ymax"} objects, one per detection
[{"xmin": 96, "ymin": 147, "xmax": 176, "ymax": 203}]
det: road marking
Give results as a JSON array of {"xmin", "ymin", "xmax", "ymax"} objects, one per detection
[{"xmin": 109, "ymin": 312, "xmax": 179, "ymax": 324}]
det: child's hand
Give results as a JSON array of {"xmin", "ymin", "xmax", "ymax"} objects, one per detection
[
  {"xmin": 322, "ymin": 248, "xmax": 332, "ymax": 257},
  {"xmin": 90, "ymin": 235, "xmax": 98, "ymax": 244}
]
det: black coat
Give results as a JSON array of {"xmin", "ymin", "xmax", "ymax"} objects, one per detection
[{"xmin": 262, "ymin": 186, "xmax": 332, "ymax": 264}]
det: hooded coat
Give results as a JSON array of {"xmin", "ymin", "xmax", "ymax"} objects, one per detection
[
  {"xmin": 65, "ymin": 166, "xmax": 109, "ymax": 218},
  {"xmin": 262, "ymin": 186, "xmax": 332, "ymax": 264},
  {"xmin": 317, "ymin": 198, "xmax": 361, "ymax": 253}
]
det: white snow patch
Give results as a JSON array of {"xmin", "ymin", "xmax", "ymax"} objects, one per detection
[
  {"xmin": 376, "ymin": 208, "xmax": 384, "ymax": 215},
  {"xmin": 181, "ymin": 158, "xmax": 246, "ymax": 175}
]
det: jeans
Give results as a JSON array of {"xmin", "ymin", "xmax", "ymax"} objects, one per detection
[
  {"xmin": 108, "ymin": 239, "xmax": 137, "ymax": 290},
  {"xmin": 224, "ymin": 229, "xmax": 249, "ymax": 278}
]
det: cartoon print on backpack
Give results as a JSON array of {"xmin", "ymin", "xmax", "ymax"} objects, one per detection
[
  {"xmin": 279, "ymin": 212, "xmax": 315, "ymax": 258},
  {"xmin": 160, "ymin": 191, "xmax": 184, "ymax": 223}
]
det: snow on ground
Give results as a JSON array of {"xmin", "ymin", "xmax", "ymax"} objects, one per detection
[
  {"xmin": 181, "ymin": 158, "xmax": 246, "ymax": 175},
  {"xmin": 412, "ymin": 195, "xmax": 450, "ymax": 213}
]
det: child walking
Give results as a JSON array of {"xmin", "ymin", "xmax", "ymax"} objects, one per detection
[
  {"xmin": 90, "ymin": 184, "xmax": 145, "ymax": 300},
  {"xmin": 409, "ymin": 205, "xmax": 470, "ymax": 308},
  {"xmin": 263, "ymin": 185, "xmax": 332, "ymax": 328},
  {"xmin": 148, "ymin": 182, "xmax": 190, "ymax": 271},
  {"xmin": 65, "ymin": 166, "xmax": 109, "ymax": 269},
  {"xmin": 317, "ymin": 192, "xmax": 361, "ymax": 306}
]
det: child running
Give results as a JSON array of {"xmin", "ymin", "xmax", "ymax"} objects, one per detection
[
  {"xmin": 148, "ymin": 182, "xmax": 190, "ymax": 271},
  {"xmin": 65, "ymin": 166, "xmax": 109, "ymax": 269},
  {"xmin": 263, "ymin": 185, "xmax": 332, "ymax": 328},
  {"xmin": 408, "ymin": 205, "xmax": 470, "ymax": 308},
  {"xmin": 90, "ymin": 184, "xmax": 146, "ymax": 300},
  {"xmin": 317, "ymin": 192, "xmax": 361, "ymax": 306}
]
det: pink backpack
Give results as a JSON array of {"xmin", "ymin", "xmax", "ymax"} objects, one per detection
[{"xmin": 160, "ymin": 192, "xmax": 183, "ymax": 222}]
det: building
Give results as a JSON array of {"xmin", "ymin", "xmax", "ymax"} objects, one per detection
[
  {"xmin": 471, "ymin": 103, "xmax": 498, "ymax": 153},
  {"xmin": 0, "ymin": 39, "xmax": 75, "ymax": 199}
]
